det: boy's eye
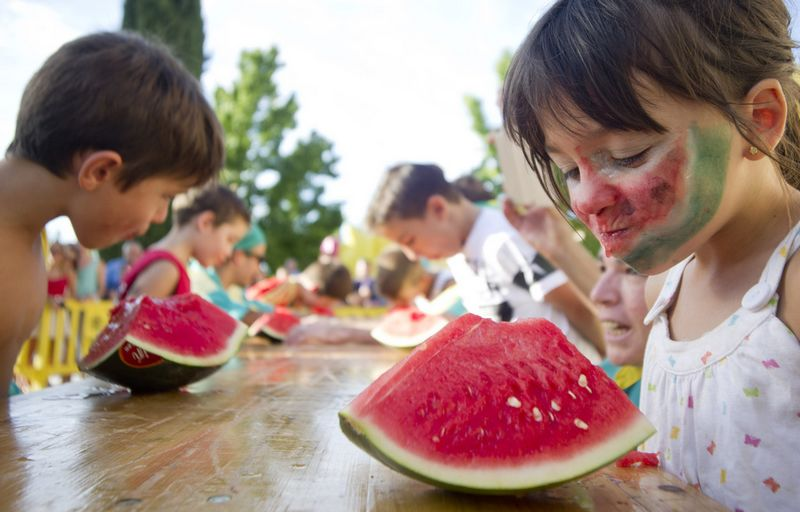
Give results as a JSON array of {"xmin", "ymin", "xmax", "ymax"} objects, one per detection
[{"xmin": 612, "ymin": 148, "xmax": 650, "ymax": 168}]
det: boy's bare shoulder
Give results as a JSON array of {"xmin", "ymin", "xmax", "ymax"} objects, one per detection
[
  {"xmin": 778, "ymin": 249, "xmax": 800, "ymax": 338},
  {"xmin": 0, "ymin": 226, "xmax": 47, "ymax": 346}
]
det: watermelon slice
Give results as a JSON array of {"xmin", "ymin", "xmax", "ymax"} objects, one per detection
[
  {"xmin": 248, "ymin": 307, "xmax": 301, "ymax": 342},
  {"xmin": 340, "ymin": 314, "xmax": 655, "ymax": 494},
  {"xmin": 370, "ymin": 307, "xmax": 450, "ymax": 348},
  {"xmin": 79, "ymin": 294, "xmax": 248, "ymax": 393}
]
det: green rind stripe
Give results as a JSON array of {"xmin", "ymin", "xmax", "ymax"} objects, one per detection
[{"xmin": 339, "ymin": 410, "xmax": 655, "ymax": 495}]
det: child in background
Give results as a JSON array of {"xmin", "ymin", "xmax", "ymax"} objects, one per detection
[
  {"xmin": 46, "ymin": 243, "xmax": 77, "ymax": 303},
  {"xmin": 121, "ymin": 186, "xmax": 249, "ymax": 299},
  {"xmin": 503, "ymin": 1, "xmax": 800, "ymax": 508},
  {"xmin": 0, "ymin": 32, "xmax": 223, "ymax": 394},
  {"xmin": 367, "ymin": 163, "xmax": 604, "ymax": 361},
  {"xmin": 189, "ymin": 223, "xmax": 273, "ymax": 324},
  {"xmin": 375, "ymin": 246, "xmax": 464, "ymax": 316},
  {"xmin": 75, "ymin": 245, "xmax": 105, "ymax": 301},
  {"xmin": 590, "ymin": 255, "xmax": 649, "ymax": 407}
]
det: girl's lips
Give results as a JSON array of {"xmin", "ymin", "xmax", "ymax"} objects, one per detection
[
  {"xmin": 601, "ymin": 320, "xmax": 632, "ymax": 342},
  {"xmin": 597, "ymin": 227, "xmax": 637, "ymax": 255}
]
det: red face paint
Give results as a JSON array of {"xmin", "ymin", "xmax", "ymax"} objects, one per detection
[{"xmin": 572, "ymin": 139, "xmax": 687, "ymax": 257}]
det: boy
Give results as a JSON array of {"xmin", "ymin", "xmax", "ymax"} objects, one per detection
[
  {"xmin": 0, "ymin": 31, "xmax": 224, "ymax": 395},
  {"xmin": 366, "ymin": 163, "xmax": 604, "ymax": 359}
]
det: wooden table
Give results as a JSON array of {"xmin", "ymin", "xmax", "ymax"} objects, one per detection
[{"xmin": 0, "ymin": 343, "xmax": 727, "ymax": 511}]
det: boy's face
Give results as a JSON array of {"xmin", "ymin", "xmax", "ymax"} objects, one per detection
[
  {"xmin": 542, "ymin": 86, "xmax": 739, "ymax": 274},
  {"xmin": 589, "ymin": 255, "xmax": 649, "ymax": 367},
  {"xmin": 230, "ymin": 244, "xmax": 265, "ymax": 287},
  {"xmin": 70, "ymin": 176, "xmax": 192, "ymax": 249},
  {"xmin": 378, "ymin": 204, "xmax": 463, "ymax": 261}
]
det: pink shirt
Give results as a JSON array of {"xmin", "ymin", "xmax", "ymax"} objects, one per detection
[{"xmin": 119, "ymin": 250, "xmax": 191, "ymax": 300}]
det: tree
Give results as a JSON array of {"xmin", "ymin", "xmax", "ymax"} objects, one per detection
[
  {"xmin": 463, "ymin": 50, "xmax": 512, "ymax": 196},
  {"xmin": 122, "ymin": 0, "xmax": 205, "ymax": 77},
  {"xmin": 214, "ymin": 48, "xmax": 343, "ymax": 271},
  {"xmin": 101, "ymin": 0, "xmax": 206, "ymax": 260}
]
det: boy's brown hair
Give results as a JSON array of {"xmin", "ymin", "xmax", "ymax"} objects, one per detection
[
  {"xmin": 7, "ymin": 31, "xmax": 224, "ymax": 191},
  {"xmin": 172, "ymin": 185, "xmax": 250, "ymax": 227},
  {"xmin": 375, "ymin": 246, "xmax": 425, "ymax": 301},
  {"xmin": 366, "ymin": 163, "xmax": 462, "ymax": 229},
  {"xmin": 503, "ymin": 0, "xmax": 800, "ymax": 207}
]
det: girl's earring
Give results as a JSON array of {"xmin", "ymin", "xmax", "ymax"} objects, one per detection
[{"xmin": 749, "ymin": 146, "xmax": 759, "ymax": 156}]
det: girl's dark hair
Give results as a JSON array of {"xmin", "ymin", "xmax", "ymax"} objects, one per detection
[
  {"xmin": 503, "ymin": 0, "xmax": 800, "ymax": 208},
  {"xmin": 173, "ymin": 185, "xmax": 250, "ymax": 227},
  {"xmin": 375, "ymin": 246, "xmax": 425, "ymax": 300}
]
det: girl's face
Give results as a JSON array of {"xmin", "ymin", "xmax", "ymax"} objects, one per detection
[
  {"xmin": 194, "ymin": 217, "xmax": 249, "ymax": 268},
  {"xmin": 543, "ymin": 88, "xmax": 741, "ymax": 274},
  {"xmin": 590, "ymin": 255, "xmax": 649, "ymax": 367}
]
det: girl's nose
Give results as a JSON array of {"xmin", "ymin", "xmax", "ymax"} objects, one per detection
[{"xmin": 570, "ymin": 171, "xmax": 619, "ymax": 220}]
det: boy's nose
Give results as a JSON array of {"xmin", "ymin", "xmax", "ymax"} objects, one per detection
[
  {"xmin": 570, "ymin": 172, "xmax": 619, "ymax": 220},
  {"xmin": 152, "ymin": 203, "xmax": 170, "ymax": 224},
  {"xmin": 589, "ymin": 272, "xmax": 619, "ymax": 306}
]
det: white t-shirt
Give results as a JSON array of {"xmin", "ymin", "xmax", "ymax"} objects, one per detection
[
  {"xmin": 640, "ymin": 221, "xmax": 800, "ymax": 512},
  {"xmin": 446, "ymin": 208, "xmax": 568, "ymax": 326}
]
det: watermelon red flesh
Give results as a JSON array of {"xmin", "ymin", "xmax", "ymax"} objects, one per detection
[
  {"xmin": 251, "ymin": 307, "xmax": 300, "ymax": 340},
  {"xmin": 370, "ymin": 308, "xmax": 450, "ymax": 348},
  {"xmin": 81, "ymin": 294, "xmax": 248, "ymax": 368},
  {"xmin": 340, "ymin": 314, "xmax": 655, "ymax": 494}
]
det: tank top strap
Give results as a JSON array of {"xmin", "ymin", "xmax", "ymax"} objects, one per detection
[
  {"xmin": 643, "ymin": 255, "xmax": 693, "ymax": 325},
  {"xmin": 740, "ymin": 219, "xmax": 800, "ymax": 312},
  {"xmin": 119, "ymin": 249, "xmax": 191, "ymax": 300}
]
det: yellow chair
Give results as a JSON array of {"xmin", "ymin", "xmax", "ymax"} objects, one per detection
[{"xmin": 14, "ymin": 300, "xmax": 112, "ymax": 391}]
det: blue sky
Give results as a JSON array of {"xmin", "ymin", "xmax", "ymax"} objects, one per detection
[{"xmin": 0, "ymin": 0, "xmax": 549, "ymax": 243}]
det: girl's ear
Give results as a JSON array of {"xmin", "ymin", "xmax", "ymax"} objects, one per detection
[
  {"xmin": 426, "ymin": 194, "xmax": 449, "ymax": 221},
  {"xmin": 742, "ymin": 78, "xmax": 787, "ymax": 159},
  {"xmin": 195, "ymin": 211, "xmax": 217, "ymax": 232},
  {"xmin": 76, "ymin": 150, "xmax": 123, "ymax": 191}
]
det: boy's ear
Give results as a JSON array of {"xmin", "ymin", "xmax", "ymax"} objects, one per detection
[
  {"xmin": 742, "ymin": 78, "xmax": 787, "ymax": 159},
  {"xmin": 76, "ymin": 151, "xmax": 123, "ymax": 191},
  {"xmin": 426, "ymin": 194, "xmax": 449, "ymax": 221},
  {"xmin": 195, "ymin": 210, "xmax": 217, "ymax": 232}
]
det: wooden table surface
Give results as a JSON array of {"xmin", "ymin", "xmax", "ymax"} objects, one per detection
[{"xmin": 0, "ymin": 342, "xmax": 727, "ymax": 511}]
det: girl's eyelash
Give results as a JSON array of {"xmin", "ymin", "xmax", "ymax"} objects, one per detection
[
  {"xmin": 564, "ymin": 168, "xmax": 580, "ymax": 181},
  {"xmin": 612, "ymin": 148, "xmax": 650, "ymax": 167}
]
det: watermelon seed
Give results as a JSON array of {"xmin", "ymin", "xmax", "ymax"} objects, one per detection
[
  {"xmin": 549, "ymin": 411, "xmax": 555, "ymax": 421},
  {"xmin": 574, "ymin": 418, "xmax": 589, "ymax": 430},
  {"xmin": 432, "ymin": 435, "xmax": 440, "ymax": 443},
  {"xmin": 550, "ymin": 400, "xmax": 561, "ymax": 411},
  {"xmin": 533, "ymin": 407, "xmax": 543, "ymax": 422},
  {"xmin": 507, "ymin": 396, "xmax": 522, "ymax": 408},
  {"xmin": 568, "ymin": 391, "xmax": 577, "ymax": 400},
  {"xmin": 578, "ymin": 375, "xmax": 593, "ymax": 394}
]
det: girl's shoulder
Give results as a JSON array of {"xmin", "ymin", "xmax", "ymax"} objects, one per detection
[{"xmin": 778, "ymin": 249, "xmax": 800, "ymax": 339}]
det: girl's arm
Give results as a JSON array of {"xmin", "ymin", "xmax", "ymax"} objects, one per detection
[
  {"xmin": 126, "ymin": 261, "xmax": 180, "ymax": 298},
  {"xmin": 544, "ymin": 282, "xmax": 605, "ymax": 357}
]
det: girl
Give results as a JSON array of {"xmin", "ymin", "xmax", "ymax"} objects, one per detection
[
  {"xmin": 503, "ymin": 1, "xmax": 800, "ymax": 510},
  {"xmin": 121, "ymin": 185, "xmax": 250, "ymax": 299}
]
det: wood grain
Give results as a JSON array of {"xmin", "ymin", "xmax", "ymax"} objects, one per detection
[{"xmin": 0, "ymin": 343, "xmax": 727, "ymax": 511}]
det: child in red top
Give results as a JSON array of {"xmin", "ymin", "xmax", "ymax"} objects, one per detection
[{"xmin": 121, "ymin": 186, "xmax": 250, "ymax": 299}]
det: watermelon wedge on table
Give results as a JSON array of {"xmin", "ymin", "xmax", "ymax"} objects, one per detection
[
  {"xmin": 79, "ymin": 294, "xmax": 248, "ymax": 393},
  {"xmin": 370, "ymin": 307, "xmax": 450, "ymax": 348},
  {"xmin": 340, "ymin": 314, "xmax": 655, "ymax": 494},
  {"xmin": 249, "ymin": 307, "xmax": 301, "ymax": 342}
]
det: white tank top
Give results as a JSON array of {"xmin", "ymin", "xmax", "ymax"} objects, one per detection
[{"xmin": 640, "ymin": 221, "xmax": 800, "ymax": 512}]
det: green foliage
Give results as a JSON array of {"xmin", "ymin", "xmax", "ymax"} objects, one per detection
[
  {"xmin": 122, "ymin": 0, "xmax": 205, "ymax": 78},
  {"xmin": 215, "ymin": 49, "xmax": 343, "ymax": 271},
  {"xmin": 100, "ymin": 0, "xmax": 206, "ymax": 261}
]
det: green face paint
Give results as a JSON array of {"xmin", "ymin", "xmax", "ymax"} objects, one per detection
[{"xmin": 621, "ymin": 124, "xmax": 731, "ymax": 272}]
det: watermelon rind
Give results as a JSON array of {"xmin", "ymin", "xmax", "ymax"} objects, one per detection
[
  {"xmin": 82, "ymin": 321, "xmax": 248, "ymax": 369},
  {"xmin": 339, "ymin": 408, "xmax": 655, "ymax": 494},
  {"xmin": 414, "ymin": 285, "xmax": 461, "ymax": 316},
  {"xmin": 370, "ymin": 316, "xmax": 450, "ymax": 348}
]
